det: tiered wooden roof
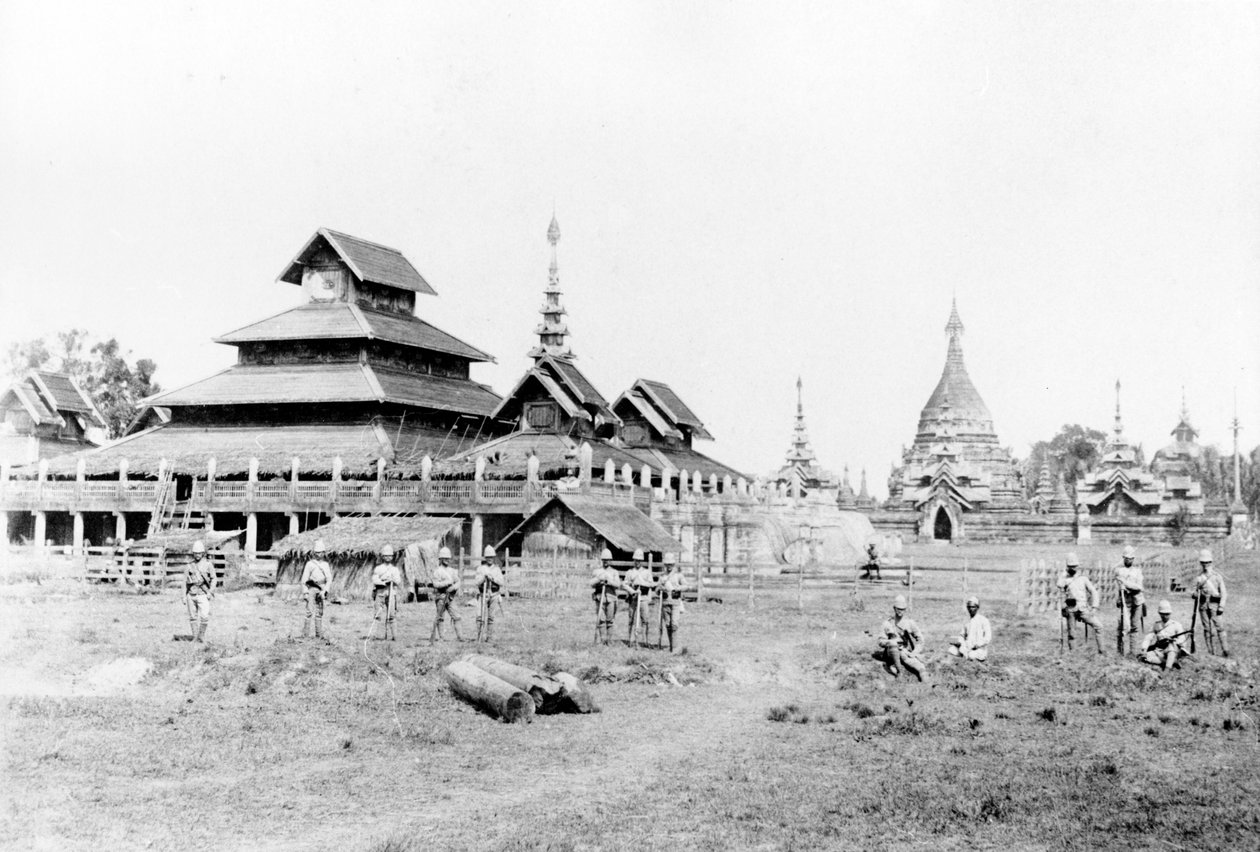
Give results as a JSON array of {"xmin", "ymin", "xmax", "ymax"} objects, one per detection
[
  {"xmin": 215, "ymin": 302, "xmax": 493, "ymax": 362},
  {"xmin": 40, "ymin": 420, "xmax": 468, "ymax": 476},
  {"xmin": 279, "ymin": 229, "xmax": 437, "ymax": 295},
  {"xmin": 147, "ymin": 363, "xmax": 500, "ymax": 415},
  {"xmin": 1, "ymin": 372, "xmax": 104, "ymax": 429}
]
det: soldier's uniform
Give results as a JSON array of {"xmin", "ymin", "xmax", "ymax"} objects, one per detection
[
  {"xmin": 1115, "ymin": 546, "xmax": 1145, "ymax": 656},
  {"xmin": 371, "ymin": 545, "xmax": 402, "ymax": 641},
  {"xmin": 473, "ymin": 545, "xmax": 505, "ymax": 642},
  {"xmin": 1140, "ymin": 600, "xmax": 1188, "ymax": 670},
  {"xmin": 1193, "ymin": 549, "xmax": 1228, "ymax": 657},
  {"xmin": 184, "ymin": 541, "xmax": 214, "ymax": 643},
  {"xmin": 1058, "ymin": 554, "xmax": 1103, "ymax": 653},
  {"xmin": 947, "ymin": 595, "xmax": 991, "ymax": 662},
  {"xmin": 623, "ymin": 550, "xmax": 655, "ymax": 644},
  {"xmin": 430, "ymin": 547, "xmax": 463, "ymax": 643},
  {"xmin": 590, "ymin": 550, "xmax": 622, "ymax": 645},
  {"xmin": 301, "ymin": 541, "xmax": 333, "ymax": 641},
  {"xmin": 874, "ymin": 595, "xmax": 927, "ymax": 681},
  {"xmin": 659, "ymin": 558, "xmax": 688, "ymax": 654}
]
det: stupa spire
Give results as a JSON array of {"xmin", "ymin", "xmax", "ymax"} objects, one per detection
[
  {"xmin": 1113, "ymin": 379, "xmax": 1124, "ymax": 440},
  {"xmin": 945, "ymin": 297, "xmax": 965, "ymax": 367},
  {"xmin": 529, "ymin": 214, "xmax": 573, "ymax": 361},
  {"xmin": 785, "ymin": 376, "xmax": 817, "ymax": 466}
]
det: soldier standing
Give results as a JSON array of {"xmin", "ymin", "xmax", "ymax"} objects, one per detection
[
  {"xmin": 590, "ymin": 549, "xmax": 622, "ymax": 645},
  {"xmin": 1058, "ymin": 553, "xmax": 1103, "ymax": 654},
  {"xmin": 1192, "ymin": 549, "xmax": 1229, "ymax": 657},
  {"xmin": 946, "ymin": 595, "xmax": 991, "ymax": 662},
  {"xmin": 473, "ymin": 545, "xmax": 505, "ymax": 643},
  {"xmin": 624, "ymin": 550, "xmax": 655, "ymax": 646},
  {"xmin": 184, "ymin": 540, "xmax": 214, "ymax": 643},
  {"xmin": 301, "ymin": 540, "xmax": 333, "ymax": 642},
  {"xmin": 1115, "ymin": 545, "xmax": 1145, "ymax": 656},
  {"xmin": 370, "ymin": 544, "xmax": 402, "ymax": 641},
  {"xmin": 873, "ymin": 594, "xmax": 927, "ymax": 681},
  {"xmin": 659, "ymin": 554, "xmax": 688, "ymax": 654},
  {"xmin": 429, "ymin": 546, "xmax": 463, "ymax": 643},
  {"xmin": 1140, "ymin": 599, "xmax": 1189, "ymax": 670}
]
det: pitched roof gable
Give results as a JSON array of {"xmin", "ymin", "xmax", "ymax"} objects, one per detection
[
  {"xmin": 278, "ymin": 229, "xmax": 437, "ymax": 295},
  {"xmin": 633, "ymin": 379, "xmax": 713, "ymax": 440}
]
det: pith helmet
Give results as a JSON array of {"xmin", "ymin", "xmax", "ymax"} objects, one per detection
[
  {"xmin": 381, "ymin": 544, "xmax": 395, "ymax": 557},
  {"xmin": 1199, "ymin": 548, "xmax": 1213, "ymax": 564},
  {"xmin": 483, "ymin": 545, "xmax": 496, "ymax": 558},
  {"xmin": 1122, "ymin": 546, "xmax": 1136, "ymax": 559},
  {"xmin": 438, "ymin": 546, "xmax": 452, "ymax": 560},
  {"xmin": 1158, "ymin": 599, "xmax": 1172, "ymax": 615},
  {"xmin": 600, "ymin": 548, "xmax": 613, "ymax": 561},
  {"xmin": 632, "ymin": 549, "xmax": 645, "ymax": 561},
  {"xmin": 1065, "ymin": 552, "xmax": 1080, "ymax": 568},
  {"xmin": 663, "ymin": 552, "xmax": 677, "ymax": 565},
  {"xmin": 893, "ymin": 594, "xmax": 908, "ymax": 609},
  {"xmin": 191, "ymin": 540, "xmax": 206, "ymax": 554},
  {"xmin": 313, "ymin": 539, "xmax": 326, "ymax": 554},
  {"xmin": 965, "ymin": 595, "xmax": 979, "ymax": 607}
]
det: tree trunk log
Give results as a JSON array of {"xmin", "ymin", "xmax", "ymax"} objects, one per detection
[
  {"xmin": 461, "ymin": 654, "xmax": 598, "ymax": 714},
  {"xmin": 444, "ymin": 660, "xmax": 535, "ymax": 724}
]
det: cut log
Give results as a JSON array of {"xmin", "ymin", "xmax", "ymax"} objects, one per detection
[
  {"xmin": 461, "ymin": 654, "xmax": 598, "ymax": 714},
  {"xmin": 554, "ymin": 671, "xmax": 599, "ymax": 714},
  {"xmin": 445, "ymin": 660, "xmax": 535, "ymax": 724}
]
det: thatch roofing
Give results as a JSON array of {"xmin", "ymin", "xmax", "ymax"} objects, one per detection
[
  {"xmin": 148, "ymin": 363, "xmax": 501, "ymax": 417},
  {"xmin": 633, "ymin": 379, "xmax": 712, "ymax": 440},
  {"xmin": 214, "ymin": 302, "xmax": 493, "ymax": 363},
  {"xmin": 139, "ymin": 528, "xmax": 245, "ymax": 551},
  {"xmin": 39, "ymin": 420, "xmax": 465, "ymax": 477},
  {"xmin": 279, "ymin": 229, "xmax": 437, "ymax": 295},
  {"xmin": 502, "ymin": 495, "xmax": 680, "ymax": 554},
  {"xmin": 274, "ymin": 515, "xmax": 461, "ymax": 557}
]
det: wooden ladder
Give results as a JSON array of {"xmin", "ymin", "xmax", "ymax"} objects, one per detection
[{"xmin": 146, "ymin": 469, "xmax": 176, "ymax": 536}]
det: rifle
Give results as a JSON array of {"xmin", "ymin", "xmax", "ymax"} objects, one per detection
[
  {"xmin": 476, "ymin": 578, "xmax": 488, "ymax": 643},
  {"xmin": 1189, "ymin": 590, "xmax": 1198, "ymax": 654}
]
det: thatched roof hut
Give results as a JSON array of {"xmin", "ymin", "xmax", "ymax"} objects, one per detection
[{"xmin": 274, "ymin": 516, "xmax": 462, "ymax": 600}]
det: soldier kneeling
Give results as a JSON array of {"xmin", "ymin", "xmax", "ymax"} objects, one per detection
[{"xmin": 1140, "ymin": 599, "xmax": 1189, "ymax": 671}]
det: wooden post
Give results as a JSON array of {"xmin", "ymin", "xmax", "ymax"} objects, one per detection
[
  {"xmin": 245, "ymin": 512, "xmax": 258, "ymax": 554},
  {"xmin": 36, "ymin": 459, "xmax": 48, "ymax": 502},
  {"xmin": 205, "ymin": 457, "xmax": 215, "ymax": 502},
  {"xmin": 72, "ymin": 512, "xmax": 84, "ymax": 554},
  {"xmin": 603, "ymin": 458, "xmax": 615, "ymax": 484},
  {"xmin": 34, "ymin": 510, "xmax": 46, "ymax": 551},
  {"xmin": 117, "ymin": 458, "xmax": 128, "ymax": 499},
  {"xmin": 330, "ymin": 456, "xmax": 342, "ymax": 504},
  {"xmin": 249, "ymin": 456, "xmax": 262, "ymax": 501},
  {"xmin": 75, "ymin": 458, "xmax": 85, "ymax": 502},
  {"xmin": 374, "ymin": 457, "xmax": 385, "ymax": 502},
  {"xmin": 289, "ymin": 457, "xmax": 300, "ymax": 501},
  {"xmin": 962, "ymin": 555, "xmax": 968, "ymax": 598}
]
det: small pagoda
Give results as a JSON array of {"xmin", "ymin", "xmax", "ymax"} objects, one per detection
[
  {"xmin": 1075, "ymin": 381, "xmax": 1164, "ymax": 516},
  {"xmin": 768, "ymin": 378, "xmax": 839, "ymax": 499}
]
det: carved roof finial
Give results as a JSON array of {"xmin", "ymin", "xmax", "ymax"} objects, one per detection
[{"xmin": 529, "ymin": 212, "xmax": 573, "ymax": 361}]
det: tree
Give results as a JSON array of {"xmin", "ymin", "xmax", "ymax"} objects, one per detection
[
  {"xmin": 6, "ymin": 329, "xmax": 160, "ymax": 439},
  {"xmin": 1022, "ymin": 424, "xmax": 1108, "ymax": 501}
]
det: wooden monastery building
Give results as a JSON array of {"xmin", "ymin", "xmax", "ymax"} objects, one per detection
[{"xmin": 2, "ymin": 218, "xmax": 872, "ymax": 570}]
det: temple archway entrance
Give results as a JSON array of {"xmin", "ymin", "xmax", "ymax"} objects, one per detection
[{"xmin": 933, "ymin": 507, "xmax": 953, "ymax": 541}]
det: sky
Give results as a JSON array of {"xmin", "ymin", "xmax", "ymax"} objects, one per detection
[{"xmin": 1, "ymin": 1, "xmax": 1257, "ymax": 497}]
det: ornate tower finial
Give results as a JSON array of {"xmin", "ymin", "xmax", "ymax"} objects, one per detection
[
  {"xmin": 796, "ymin": 375, "xmax": 803, "ymax": 413},
  {"xmin": 944, "ymin": 298, "xmax": 965, "ymax": 367},
  {"xmin": 1114, "ymin": 379, "xmax": 1123, "ymax": 439},
  {"xmin": 529, "ymin": 213, "xmax": 573, "ymax": 361}
]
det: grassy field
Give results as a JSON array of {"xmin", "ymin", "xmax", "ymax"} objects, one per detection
[{"xmin": 2, "ymin": 549, "xmax": 1258, "ymax": 851}]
